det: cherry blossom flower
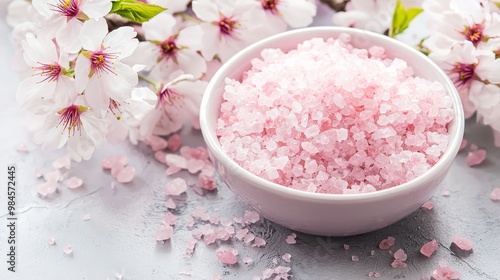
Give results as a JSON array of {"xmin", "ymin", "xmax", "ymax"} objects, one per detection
[
  {"xmin": 138, "ymin": 13, "xmax": 206, "ymax": 78},
  {"xmin": 32, "ymin": 97, "xmax": 107, "ymax": 161},
  {"xmin": 332, "ymin": 0, "xmax": 395, "ymax": 33},
  {"xmin": 16, "ymin": 32, "xmax": 76, "ymax": 113},
  {"xmin": 32, "ymin": 0, "xmax": 112, "ymax": 53},
  {"xmin": 6, "ymin": 0, "xmax": 34, "ymax": 27},
  {"xmin": 75, "ymin": 18, "xmax": 139, "ymax": 110},
  {"xmin": 192, "ymin": 0, "xmax": 269, "ymax": 62},
  {"xmin": 254, "ymin": 0, "xmax": 317, "ymax": 33}
]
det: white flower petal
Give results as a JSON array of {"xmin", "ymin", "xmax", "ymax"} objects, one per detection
[
  {"xmin": 80, "ymin": 0, "xmax": 112, "ymax": 19},
  {"xmin": 75, "ymin": 54, "xmax": 91, "ymax": 93},
  {"xmin": 198, "ymin": 23, "xmax": 220, "ymax": 61},
  {"xmin": 143, "ymin": 13, "xmax": 177, "ymax": 41},
  {"xmin": 84, "ymin": 78, "xmax": 110, "ymax": 110},
  {"xmin": 192, "ymin": 0, "xmax": 220, "ymax": 22},
  {"xmin": 81, "ymin": 113, "xmax": 107, "ymax": 146},
  {"xmin": 56, "ymin": 18, "xmax": 83, "ymax": 53},
  {"xmin": 279, "ymin": 0, "xmax": 316, "ymax": 28},
  {"xmin": 121, "ymin": 42, "xmax": 159, "ymax": 71},
  {"xmin": 54, "ymin": 76, "xmax": 78, "ymax": 106},
  {"xmin": 16, "ymin": 76, "xmax": 56, "ymax": 112},
  {"xmin": 177, "ymin": 25, "xmax": 203, "ymax": 50},
  {"xmin": 104, "ymin": 26, "xmax": 139, "ymax": 59},
  {"xmin": 80, "ymin": 18, "xmax": 108, "ymax": 51},
  {"xmin": 177, "ymin": 49, "xmax": 207, "ymax": 79}
]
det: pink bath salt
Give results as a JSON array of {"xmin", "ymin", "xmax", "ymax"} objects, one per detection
[
  {"xmin": 187, "ymin": 159, "xmax": 205, "ymax": 173},
  {"xmin": 53, "ymin": 154, "xmax": 71, "ymax": 169},
  {"xmin": 470, "ymin": 143, "xmax": 478, "ymax": 151},
  {"xmin": 199, "ymin": 173, "xmax": 217, "ymax": 191},
  {"xmin": 242, "ymin": 210, "xmax": 260, "ymax": 225},
  {"xmin": 490, "ymin": 188, "xmax": 500, "ymax": 201},
  {"xmin": 235, "ymin": 228, "xmax": 249, "ymax": 240},
  {"xmin": 213, "ymin": 275, "xmax": 222, "ymax": 280},
  {"xmin": 185, "ymin": 238, "xmax": 197, "ymax": 255},
  {"xmin": 371, "ymin": 250, "xmax": 375, "ymax": 256},
  {"xmin": 165, "ymin": 166, "xmax": 181, "ymax": 175},
  {"xmin": 166, "ymin": 198, "xmax": 176, "ymax": 209},
  {"xmin": 192, "ymin": 206, "xmax": 210, "ymax": 221},
  {"xmin": 102, "ymin": 155, "xmax": 127, "ymax": 170},
  {"xmin": 82, "ymin": 214, "xmax": 91, "ymax": 221},
  {"xmin": 242, "ymin": 256, "xmax": 254, "ymax": 264},
  {"xmin": 16, "ymin": 143, "xmax": 28, "ymax": 152},
  {"xmin": 243, "ymin": 233, "xmax": 255, "ymax": 244},
  {"xmin": 180, "ymin": 146, "xmax": 210, "ymax": 161},
  {"xmin": 110, "ymin": 182, "xmax": 116, "ymax": 190},
  {"xmin": 351, "ymin": 255, "xmax": 359, "ymax": 262},
  {"xmin": 368, "ymin": 272, "xmax": 381, "ymax": 278},
  {"xmin": 148, "ymin": 135, "xmax": 168, "ymax": 151},
  {"xmin": 155, "ymin": 224, "xmax": 174, "ymax": 242},
  {"xmin": 37, "ymin": 181, "xmax": 57, "ymax": 197},
  {"xmin": 343, "ymin": 244, "xmax": 350, "ymax": 251},
  {"xmin": 285, "ymin": 233, "xmax": 297, "ymax": 244},
  {"xmin": 48, "ymin": 237, "xmax": 56, "ymax": 245},
  {"xmin": 63, "ymin": 244, "xmax": 73, "ymax": 255},
  {"xmin": 114, "ymin": 272, "xmax": 123, "ymax": 280},
  {"xmin": 165, "ymin": 154, "xmax": 187, "ymax": 169},
  {"xmin": 451, "ymin": 236, "xmax": 473, "ymax": 251},
  {"xmin": 216, "ymin": 247, "xmax": 238, "ymax": 265},
  {"xmin": 391, "ymin": 259, "xmax": 407, "ymax": 269},
  {"xmin": 420, "ymin": 239, "xmax": 438, "ymax": 257},
  {"xmin": 379, "ymin": 237, "xmax": 395, "ymax": 249},
  {"xmin": 421, "ymin": 200, "xmax": 434, "ymax": 210},
  {"xmin": 217, "ymin": 36, "xmax": 453, "ymax": 194},
  {"xmin": 162, "ymin": 212, "xmax": 176, "ymax": 226},
  {"xmin": 262, "ymin": 266, "xmax": 292, "ymax": 280},
  {"xmin": 466, "ymin": 149, "xmax": 487, "ymax": 166},
  {"xmin": 167, "ymin": 134, "xmax": 182, "ymax": 151},
  {"xmin": 394, "ymin": 249, "xmax": 407, "ymax": 261},
  {"xmin": 116, "ymin": 165, "xmax": 135, "ymax": 183},
  {"xmin": 459, "ymin": 139, "xmax": 468, "ymax": 151},
  {"xmin": 154, "ymin": 151, "xmax": 167, "ymax": 164},
  {"xmin": 35, "ymin": 169, "xmax": 43, "ymax": 178},
  {"xmin": 253, "ymin": 237, "xmax": 266, "ymax": 247},
  {"xmin": 442, "ymin": 190, "xmax": 450, "ymax": 197},
  {"xmin": 431, "ymin": 261, "xmax": 461, "ymax": 280},
  {"xmin": 165, "ymin": 178, "xmax": 187, "ymax": 196},
  {"xmin": 65, "ymin": 176, "xmax": 83, "ymax": 189},
  {"xmin": 201, "ymin": 162, "xmax": 215, "ymax": 176},
  {"xmin": 44, "ymin": 170, "xmax": 61, "ymax": 182},
  {"xmin": 282, "ymin": 253, "xmax": 291, "ymax": 263}
]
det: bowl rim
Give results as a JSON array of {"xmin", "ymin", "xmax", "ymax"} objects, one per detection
[{"xmin": 200, "ymin": 26, "xmax": 465, "ymax": 202}]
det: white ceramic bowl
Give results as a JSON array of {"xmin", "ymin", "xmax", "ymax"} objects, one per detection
[{"xmin": 200, "ymin": 27, "xmax": 464, "ymax": 236}]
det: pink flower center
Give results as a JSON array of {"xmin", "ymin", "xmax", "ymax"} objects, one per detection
[
  {"xmin": 57, "ymin": 105, "xmax": 87, "ymax": 137},
  {"xmin": 160, "ymin": 38, "xmax": 179, "ymax": 60},
  {"xmin": 218, "ymin": 17, "xmax": 238, "ymax": 36},
  {"xmin": 109, "ymin": 99, "xmax": 122, "ymax": 120},
  {"xmin": 89, "ymin": 50, "xmax": 118, "ymax": 77},
  {"xmin": 449, "ymin": 63, "xmax": 476, "ymax": 91},
  {"xmin": 157, "ymin": 86, "xmax": 179, "ymax": 108},
  {"xmin": 33, "ymin": 62, "xmax": 62, "ymax": 83},
  {"xmin": 50, "ymin": 0, "xmax": 80, "ymax": 18},
  {"xmin": 463, "ymin": 23, "xmax": 484, "ymax": 45},
  {"xmin": 261, "ymin": 0, "xmax": 279, "ymax": 13}
]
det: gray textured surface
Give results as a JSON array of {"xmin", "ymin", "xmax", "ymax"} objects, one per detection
[{"xmin": 1, "ymin": 3, "xmax": 500, "ymax": 280}]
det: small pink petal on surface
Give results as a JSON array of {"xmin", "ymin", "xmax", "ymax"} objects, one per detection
[
  {"xmin": 242, "ymin": 256, "xmax": 253, "ymax": 264},
  {"xmin": 216, "ymin": 247, "xmax": 238, "ymax": 265},
  {"xmin": 343, "ymin": 244, "xmax": 350, "ymax": 250},
  {"xmin": 187, "ymin": 159, "xmax": 205, "ymax": 173},
  {"xmin": 466, "ymin": 149, "xmax": 487, "ymax": 166},
  {"xmin": 285, "ymin": 233, "xmax": 297, "ymax": 244},
  {"xmin": 167, "ymin": 134, "xmax": 181, "ymax": 151},
  {"xmin": 165, "ymin": 166, "xmax": 181, "ymax": 175},
  {"xmin": 102, "ymin": 155, "xmax": 127, "ymax": 170},
  {"xmin": 16, "ymin": 143, "xmax": 29, "ymax": 152},
  {"xmin": 148, "ymin": 135, "xmax": 168, "ymax": 151},
  {"xmin": 470, "ymin": 144, "xmax": 478, "ymax": 151},
  {"xmin": 116, "ymin": 165, "xmax": 136, "ymax": 183},
  {"xmin": 155, "ymin": 224, "xmax": 174, "ymax": 242},
  {"xmin": 162, "ymin": 212, "xmax": 177, "ymax": 226},
  {"xmin": 282, "ymin": 253, "xmax": 291, "ymax": 263},
  {"xmin": 48, "ymin": 237, "xmax": 56, "ymax": 245},
  {"xmin": 52, "ymin": 154, "xmax": 71, "ymax": 169},
  {"xmin": 165, "ymin": 154, "xmax": 187, "ymax": 169},
  {"xmin": 420, "ymin": 239, "xmax": 438, "ymax": 257},
  {"xmin": 82, "ymin": 214, "xmax": 91, "ymax": 221},
  {"xmin": 63, "ymin": 244, "xmax": 73, "ymax": 255},
  {"xmin": 451, "ymin": 236, "xmax": 473, "ymax": 251},
  {"xmin": 421, "ymin": 201, "xmax": 434, "ymax": 210},
  {"xmin": 442, "ymin": 190, "xmax": 450, "ymax": 197},
  {"xmin": 65, "ymin": 176, "xmax": 83, "ymax": 189},
  {"xmin": 351, "ymin": 255, "xmax": 359, "ymax": 262},
  {"xmin": 166, "ymin": 198, "xmax": 176, "ymax": 209},
  {"xmin": 37, "ymin": 181, "xmax": 57, "ymax": 197},
  {"xmin": 379, "ymin": 236, "xmax": 395, "ymax": 249},
  {"xmin": 459, "ymin": 139, "xmax": 467, "ymax": 151},
  {"xmin": 490, "ymin": 188, "xmax": 500, "ymax": 201},
  {"xmin": 253, "ymin": 237, "xmax": 266, "ymax": 247},
  {"xmin": 155, "ymin": 151, "xmax": 167, "ymax": 164},
  {"xmin": 165, "ymin": 178, "xmax": 188, "ymax": 196}
]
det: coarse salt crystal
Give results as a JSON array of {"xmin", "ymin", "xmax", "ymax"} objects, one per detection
[
  {"xmin": 285, "ymin": 233, "xmax": 297, "ymax": 244},
  {"xmin": 351, "ymin": 255, "xmax": 359, "ymax": 262},
  {"xmin": 466, "ymin": 149, "xmax": 487, "ymax": 166},
  {"xmin": 65, "ymin": 176, "xmax": 83, "ymax": 189},
  {"xmin": 166, "ymin": 198, "xmax": 176, "ymax": 209},
  {"xmin": 63, "ymin": 244, "xmax": 73, "ymax": 255},
  {"xmin": 421, "ymin": 201, "xmax": 434, "ymax": 210},
  {"xmin": 420, "ymin": 239, "xmax": 438, "ymax": 257},
  {"xmin": 343, "ymin": 244, "xmax": 349, "ymax": 250},
  {"xmin": 155, "ymin": 224, "xmax": 174, "ymax": 242},
  {"xmin": 379, "ymin": 237, "xmax": 395, "ymax": 249},
  {"xmin": 253, "ymin": 237, "xmax": 266, "ymax": 247},
  {"xmin": 451, "ymin": 236, "xmax": 473, "ymax": 251},
  {"xmin": 167, "ymin": 134, "xmax": 181, "ymax": 151},
  {"xmin": 165, "ymin": 154, "xmax": 187, "ymax": 169},
  {"xmin": 490, "ymin": 188, "xmax": 500, "ymax": 201},
  {"xmin": 282, "ymin": 253, "xmax": 291, "ymax": 263},
  {"xmin": 216, "ymin": 247, "xmax": 238, "ymax": 265},
  {"xmin": 165, "ymin": 178, "xmax": 187, "ymax": 196},
  {"xmin": 48, "ymin": 237, "xmax": 56, "ymax": 245},
  {"xmin": 82, "ymin": 214, "xmax": 91, "ymax": 221},
  {"xmin": 116, "ymin": 165, "xmax": 135, "ymax": 183},
  {"xmin": 199, "ymin": 173, "xmax": 217, "ymax": 191}
]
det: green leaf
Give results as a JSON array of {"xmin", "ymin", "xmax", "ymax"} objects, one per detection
[
  {"xmin": 390, "ymin": 0, "xmax": 423, "ymax": 38},
  {"xmin": 110, "ymin": 0, "xmax": 167, "ymax": 23}
]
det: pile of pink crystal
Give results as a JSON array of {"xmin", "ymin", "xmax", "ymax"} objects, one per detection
[{"xmin": 217, "ymin": 35, "xmax": 454, "ymax": 194}]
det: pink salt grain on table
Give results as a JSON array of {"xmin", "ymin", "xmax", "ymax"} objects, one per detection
[
  {"xmin": 420, "ymin": 239, "xmax": 438, "ymax": 257},
  {"xmin": 490, "ymin": 188, "xmax": 500, "ymax": 201},
  {"xmin": 216, "ymin": 36, "xmax": 453, "ymax": 194},
  {"xmin": 451, "ymin": 236, "xmax": 473, "ymax": 251},
  {"xmin": 216, "ymin": 247, "xmax": 238, "ymax": 265},
  {"xmin": 379, "ymin": 237, "xmax": 395, "ymax": 249}
]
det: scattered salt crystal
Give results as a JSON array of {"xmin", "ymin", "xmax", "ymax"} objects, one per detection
[
  {"xmin": 466, "ymin": 149, "xmax": 487, "ymax": 166},
  {"xmin": 53, "ymin": 154, "xmax": 71, "ymax": 169},
  {"xmin": 216, "ymin": 247, "xmax": 238, "ymax": 265},
  {"xmin": 370, "ymin": 250, "xmax": 375, "ymax": 256},
  {"xmin": 166, "ymin": 198, "xmax": 176, "ymax": 209},
  {"xmin": 148, "ymin": 135, "xmax": 168, "ymax": 151},
  {"xmin": 235, "ymin": 229, "xmax": 249, "ymax": 240},
  {"xmin": 110, "ymin": 182, "xmax": 116, "ymax": 190},
  {"xmin": 116, "ymin": 165, "xmax": 135, "ymax": 183},
  {"xmin": 114, "ymin": 272, "xmax": 123, "ymax": 280},
  {"xmin": 343, "ymin": 244, "xmax": 349, "ymax": 250},
  {"xmin": 253, "ymin": 237, "xmax": 266, "ymax": 247},
  {"xmin": 165, "ymin": 178, "xmax": 187, "ymax": 196},
  {"xmin": 243, "ymin": 233, "xmax": 255, "ymax": 244},
  {"xmin": 242, "ymin": 256, "xmax": 253, "ymax": 264},
  {"xmin": 155, "ymin": 224, "xmax": 174, "ymax": 241},
  {"xmin": 459, "ymin": 139, "xmax": 467, "ymax": 151},
  {"xmin": 37, "ymin": 181, "xmax": 57, "ymax": 197},
  {"xmin": 102, "ymin": 155, "xmax": 127, "ymax": 170},
  {"xmin": 285, "ymin": 233, "xmax": 296, "ymax": 244},
  {"xmin": 154, "ymin": 151, "xmax": 167, "ymax": 164},
  {"xmin": 490, "ymin": 188, "xmax": 500, "ymax": 201},
  {"xmin": 420, "ymin": 239, "xmax": 438, "ymax": 257},
  {"xmin": 421, "ymin": 201, "xmax": 434, "ymax": 210},
  {"xmin": 187, "ymin": 159, "xmax": 205, "ymax": 174},
  {"xmin": 48, "ymin": 237, "xmax": 56, "ymax": 245},
  {"xmin": 451, "ymin": 236, "xmax": 473, "ymax": 251},
  {"xmin": 162, "ymin": 212, "xmax": 176, "ymax": 226},
  {"xmin": 351, "ymin": 255, "xmax": 359, "ymax": 262},
  {"xmin": 213, "ymin": 275, "xmax": 222, "ymax": 280},
  {"xmin": 431, "ymin": 260, "xmax": 461, "ymax": 280},
  {"xmin": 167, "ymin": 134, "xmax": 181, "ymax": 151},
  {"xmin": 186, "ymin": 238, "xmax": 197, "ymax": 255},
  {"xmin": 242, "ymin": 210, "xmax": 260, "ymax": 224},
  {"xmin": 82, "ymin": 214, "xmax": 91, "ymax": 221},
  {"xmin": 165, "ymin": 166, "xmax": 181, "ymax": 175},
  {"xmin": 379, "ymin": 237, "xmax": 395, "ymax": 249},
  {"xmin": 35, "ymin": 169, "xmax": 43, "ymax": 178},
  {"xmin": 63, "ymin": 244, "xmax": 73, "ymax": 255},
  {"xmin": 199, "ymin": 173, "xmax": 217, "ymax": 191},
  {"xmin": 165, "ymin": 154, "xmax": 187, "ymax": 169},
  {"xmin": 65, "ymin": 176, "xmax": 83, "ymax": 189},
  {"xmin": 282, "ymin": 253, "xmax": 291, "ymax": 263},
  {"xmin": 442, "ymin": 190, "xmax": 450, "ymax": 197},
  {"xmin": 470, "ymin": 144, "xmax": 478, "ymax": 151},
  {"xmin": 16, "ymin": 143, "xmax": 28, "ymax": 152}
]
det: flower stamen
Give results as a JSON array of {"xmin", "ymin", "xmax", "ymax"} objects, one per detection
[
  {"xmin": 160, "ymin": 37, "xmax": 179, "ymax": 60},
  {"xmin": 463, "ymin": 23, "xmax": 484, "ymax": 45},
  {"xmin": 49, "ymin": 0, "xmax": 79, "ymax": 18},
  {"xmin": 57, "ymin": 105, "xmax": 87, "ymax": 137},
  {"xmin": 89, "ymin": 50, "xmax": 118, "ymax": 77},
  {"xmin": 219, "ymin": 17, "xmax": 238, "ymax": 36},
  {"xmin": 33, "ymin": 62, "xmax": 62, "ymax": 83},
  {"xmin": 449, "ymin": 63, "xmax": 476, "ymax": 91},
  {"xmin": 109, "ymin": 99, "xmax": 122, "ymax": 120},
  {"xmin": 261, "ymin": 0, "xmax": 279, "ymax": 14}
]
